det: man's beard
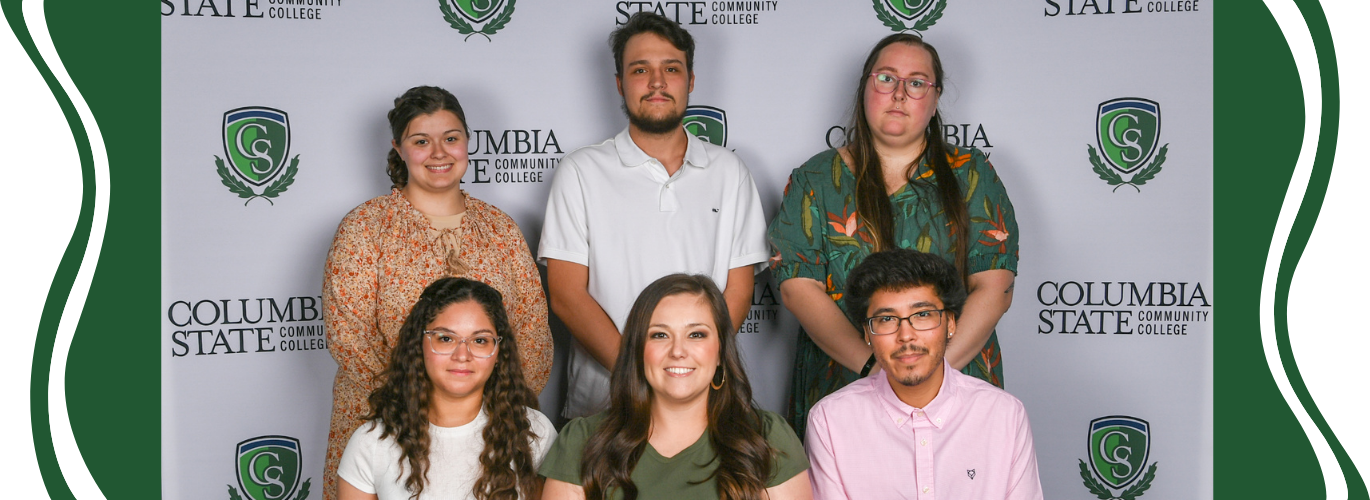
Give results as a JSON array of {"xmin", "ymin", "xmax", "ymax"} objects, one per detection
[
  {"xmin": 623, "ymin": 93, "xmax": 685, "ymax": 135},
  {"xmin": 888, "ymin": 343, "xmax": 942, "ymax": 387}
]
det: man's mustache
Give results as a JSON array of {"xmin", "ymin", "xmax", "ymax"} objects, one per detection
[{"xmin": 891, "ymin": 344, "xmax": 930, "ymax": 357}]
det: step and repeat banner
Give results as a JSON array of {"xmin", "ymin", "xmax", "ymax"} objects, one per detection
[{"xmin": 162, "ymin": 1, "xmax": 1210, "ymax": 499}]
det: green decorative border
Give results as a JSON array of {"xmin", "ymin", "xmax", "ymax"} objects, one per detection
[
  {"xmin": 1216, "ymin": 2, "xmax": 1366, "ymax": 499},
  {"xmin": 3, "ymin": 1, "xmax": 158, "ymax": 498}
]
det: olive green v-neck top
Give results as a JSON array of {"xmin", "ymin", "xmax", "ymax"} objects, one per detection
[{"xmin": 538, "ymin": 410, "xmax": 808, "ymax": 499}]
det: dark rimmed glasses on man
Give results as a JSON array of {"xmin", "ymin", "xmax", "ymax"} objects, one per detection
[
  {"xmin": 425, "ymin": 330, "xmax": 501, "ymax": 358},
  {"xmin": 869, "ymin": 72, "xmax": 937, "ymax": 99},
  {"xmin": 865, "ymin": 309, "xmax": 947, "ymax": 335}
]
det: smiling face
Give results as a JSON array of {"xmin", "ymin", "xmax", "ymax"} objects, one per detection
[
  {"xmin": 641, "ymin": 293, "xmax": 720, "ymax": 407},
  {"xmin": 393, "ymin": 110, "xmax": 469, "ymax": 195},
  {"xmin": 617, "ymin": 32, "xmax": 694, "ymax": 135},
  {"xmin": 866, "ymin": 284, "xmax": 955, "ymax": 394},
  {"xmin": 862, "ymin": 42, "xmax": 940, "ymax": 149},
  {"xmin": 423, "ymin": 300, "xmax": 499, "ymax": 403}
]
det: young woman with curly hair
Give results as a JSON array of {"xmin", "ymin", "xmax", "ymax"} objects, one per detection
[
  {"xmin": 323, "ymin": 85, "xmax": 552, "ymax": 500},
  {"xmin": 539, "ymin": 274, "xmax": 812, "ymax": 500},
  {"xmin": 337, "ymin": 277, "xmax": 554, "ymax": 500}
]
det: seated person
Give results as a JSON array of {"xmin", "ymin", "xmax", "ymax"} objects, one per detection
[
  {"xmin": 805, "ymin": 249, "xmax": 1042, "ymax": 500},
  {"xmin": 539, "ymin": 274, "xmax": 812, "ymax": 500},
  {"xmin": 338, "ymin": 278, "xmax": 555, "ymax": 500}
]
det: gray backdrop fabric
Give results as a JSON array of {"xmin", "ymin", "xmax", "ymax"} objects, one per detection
[{"xmin": 162, "ymin": 1, "xmax": 1211, "ymax": 498}]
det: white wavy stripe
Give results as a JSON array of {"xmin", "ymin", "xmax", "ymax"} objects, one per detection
[
  {"xmin": 22, "ymin": 0, "xmax": 111, "ymax": 499},
  {"xmin": 0, "ymin": 3, "xmax": 81, "ymax": 500},
  {"xmin": 1260, "ymin": 1, "xmax": 1347, "ymax": 499}
]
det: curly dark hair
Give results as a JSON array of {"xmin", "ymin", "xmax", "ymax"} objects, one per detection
[
  {"xmin": 365, "ymin": 277, "xmax": 539, "ymax": 500},
  {"xmin": 580, "ymin": 274, "xmax": 775, "ymax": 500},
  {"xmin": 844, "ymin": 248, "xmax": 968, "ymax": 327},
  {"xmin": 609, "ymin": 11, "xmax": 695, "ymax": 76},
  {"xmin": 385, "ymin": 86, "xmax": 469, "ymax": 189}
]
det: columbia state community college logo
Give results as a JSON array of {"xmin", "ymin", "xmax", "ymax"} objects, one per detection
[
  {"xmin": 1087, "ymin": 98, "xmax": 1169, "ymax": 192},
  {"xmin": 1079, "ymin": 416, "xmax": 1159, "ymax": 500},
  {"xmin": 683, "ymin": 105, "xmax": 727, "ymax": 147},
  {"xmin": 873, "ymin": 0, "xmax": 947, "ymax": 33},
  {"xmin": 441, "ymin": 0, "xmax": 516, "ymax": 41},
  {"xmin": 215, "ymin": 106, "xmax": 300, "ymax": 206},
  {"xmin": 229, "ymin": 435, "xmax": 313, "ymax": 500}
]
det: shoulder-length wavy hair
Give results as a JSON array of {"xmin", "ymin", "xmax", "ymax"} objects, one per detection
[
  {"xmin": 385, "ymin": 85, "xmax": 469, "ymax": 189},
  {"xmin": 580, "ymin": 274, "xmax": 774, "ymax": 500},
  {"xmin": 846, "ymin": 34, "xmax": 970, "ymax": 281},
  {"xmin": 365, "ymin": 277, "xmax": 539, "ymax": 500}
]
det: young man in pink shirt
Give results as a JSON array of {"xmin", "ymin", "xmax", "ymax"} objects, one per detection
[{"xmin": 805, "ymin": 249, "xmax": 1043, "ymax": 499}]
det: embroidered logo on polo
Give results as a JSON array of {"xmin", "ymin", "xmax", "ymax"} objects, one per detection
[
  {"xmin": 683, "ymin": 105, "xmax": 728, "ymax": 147},
  {"xmin": 229, "ymin": 435, "xmax": 313, "ymax": 500},
  {"xmin": 215, "ymin": 106, "xmax": 300, "ymax": 206},
  {"xmin": 1087, "ymin": 98, "xmax": 1169, "ymax": 192},
  {"xmin": 873, "ymin": 0, "xmax": 947, "ymax": 33},
  {"xmin": 1078, "ymin": 416, "xmax": 1159, "ymax": 500},
  {"xmin": 440, "ymin": 0, "xmax": 517, "ymax": 41}
]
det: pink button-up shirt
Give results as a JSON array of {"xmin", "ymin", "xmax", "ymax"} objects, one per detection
[{"xmin": 805, "ymin": 361, "xmax": 1043, "ymax": 500}]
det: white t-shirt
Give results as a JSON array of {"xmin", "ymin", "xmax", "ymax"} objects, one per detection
[
  {"xmin": 538, "ymin": 127, "xmax": 769, "ymax": 418},
  {"xmin": 337, "ymin": 407, "xmax": 556, "ymax": 500}
]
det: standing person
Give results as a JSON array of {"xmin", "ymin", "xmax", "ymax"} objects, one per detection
[
  {"xmin": 805, "ymin": 249, "xmax": 1042, "ymax": 499},
  {"xmin": 539, "ymin": 274, "xmax": 811, "ymax": 500},
  {"xmin": 324, "ymin": 86, "xmax": 553, "ymax": 500},
  {"xmin": 768, "ymin": 34, "xmax": 1019, "ymax": 439},
  {"xmin": 338, "ymin": 278, "xmax": 556, "ymax": 500},
  {"xmin": 539, "ymin": 12, "xmax": 769, "ymax": 419}
]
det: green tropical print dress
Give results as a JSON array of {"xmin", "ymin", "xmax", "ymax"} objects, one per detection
[{"xmin": 767, "ymin": 146, "xmax": 1019, "ymax": 438}]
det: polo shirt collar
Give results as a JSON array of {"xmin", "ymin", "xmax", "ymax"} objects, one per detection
[
  {"xmin": 874, "ymin": 360, "xmax": 959, "ymax": 430},
  {"xmin": 613, "ymin": 126, "xmax": 711, "ymax": 169}
]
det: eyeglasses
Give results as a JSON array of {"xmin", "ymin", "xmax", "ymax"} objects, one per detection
[
  {"xmin": 425, "ymin": 330, "xmax": 502, "ymax": 358},
  {"xmin": 869, "ymin": 73, "xmax": 937, "ymax": 99},
  {"xmin": 865, "ymin": 310, "xmax": 947, "ymax": 335}
]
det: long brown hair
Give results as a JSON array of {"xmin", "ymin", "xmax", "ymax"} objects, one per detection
[
  {"xmin": 846, "ymin": 34, "xmax": 970, "ymax": 279},
  {"xmin": 580, "ymin": 274, "xmax": 774, "ymax": 500},
  {"xmin": 365, "ymin": 277, "xmax": 540, "ymax": 499},
  {"xmin": 386, "ymin": 86, "xmax": 469, "ymax": 189}
]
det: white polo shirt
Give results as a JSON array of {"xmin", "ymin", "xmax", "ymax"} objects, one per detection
[{"xmin": 539, "ymin": 126, "xmax": 769, "ymax": 418}]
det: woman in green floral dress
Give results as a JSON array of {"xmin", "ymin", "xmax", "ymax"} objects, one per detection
[{"xmin": 767, "ymin": 34, "xmax": 1019, "ymax": 439}]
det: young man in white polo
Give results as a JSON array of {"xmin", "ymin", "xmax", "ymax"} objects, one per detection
[{"xmin": 538, "ymin": 12, "xmax": 768, "ymax": 418}]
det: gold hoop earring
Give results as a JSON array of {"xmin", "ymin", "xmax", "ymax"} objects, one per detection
[{"xmin": 711, "ymin": 368, "xmax": 726, "ymax": 390}]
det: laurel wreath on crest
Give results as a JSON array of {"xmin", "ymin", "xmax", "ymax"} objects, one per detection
[
  {"xmin": 440, "ymin": 0, "xmax": 516, "ymax": 41},
  {"xmin": 1078, "ymin": 460, "xmax": 1159, "ymax": 500},
  {"xmin": 227, "ymin": 478, "xmax": 311, "ymax": 500},
  {"xmin": 1088, "ymin": 143, "xmax": 1168, "ymax": 193},
  {"xmin": 215, "ymin": 155, "xmax": 300, "ymax": 206},
  {"xmin": 873, "ymin": 0, "xmax": 946, "ymax": 33}
]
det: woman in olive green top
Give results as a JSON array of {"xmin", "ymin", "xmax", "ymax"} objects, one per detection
[
  {"xmin": 540, "ymin": 274, "xmax": 811, "ymax": 500},
  {"xmin": 768, "ymin": 34, "xmax": 1020, "ymax": 440}
]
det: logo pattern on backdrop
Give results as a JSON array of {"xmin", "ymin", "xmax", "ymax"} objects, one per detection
[
  {"xmin": 216, "ymin": 107, "xmax": 300, "ymax": 206},
  {"xmin": 683, "ymin": 105, "xmax": 728, "ymax": 147},
  {"xmin": 873, "ymin": 0, "xmax": 947, "ymax": 33},
  {"xmin": 441, "ymin": 0, "xmax": 517, "ymax": 41},
  {"xmin": 1078, "ymin": 416, "xmax": 1159, "ymax": 500},
  {"xmin": 1087, "ymin": 98, "xmax": 1169, "ymax": 192},
  {"xmin": 230, "ymin": 436, "xmax": 312, "ymax": 500}
]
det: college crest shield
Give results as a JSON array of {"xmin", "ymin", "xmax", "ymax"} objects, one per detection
[
  {"xmin": 1095, "ymin": 98, "xmax": 1160, "ymax": 174},
  {"xmin": 882, "ymin": 0, "xmax": 937, "ymax": 20},
  {"xmin": 683, "ymin": 106, "xmax": 727, "ymax": 147},
  {"xmin": 236, "ymin": 436, "xmax": 302, "ymax": 500},
  {"xmin": 222, "ymin": 107, "xmax": 290, "ymax": 186},
  {"xmin": 1087, "ymin": 416, "xmax": 1150, "ymax": 489},
  {"xmin": 448, "ymin": 0, "xmax": 506, "ymax": 24}
]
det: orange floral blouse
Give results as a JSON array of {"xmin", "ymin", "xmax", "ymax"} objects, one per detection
[{"xmin": 320, "ymin": 189, "xmax": 552, "ymax": 499}]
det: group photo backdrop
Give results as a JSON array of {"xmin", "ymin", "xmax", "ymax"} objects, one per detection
[{"xmin": 159, "ymin": 1, "xmax": 1211, "ymax": 499}]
